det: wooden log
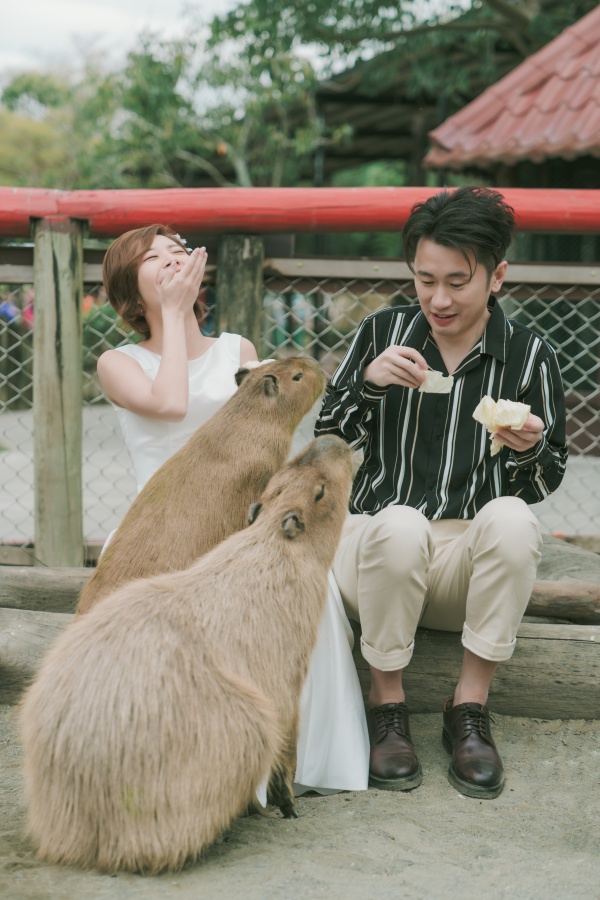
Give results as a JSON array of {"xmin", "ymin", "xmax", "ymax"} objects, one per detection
[
  {"xmin": 1, "ymin": 608, "xmax": 598, "ymax": 717},
  {"xmin": 528, "ymin": 579, "xmax": 600, "ymax": 625},
  {"xmin": 0, "ymin": 608, "xmax": 72, "ymax": 703},
  {"xmin": 0, "ymin": 566, "xmax": 90, "ymax": 613},
  {"xmin": 33, "ymin": 217, "xmax": 84, "ymax": 567},
  {"xmin": 350, "ymin": 621, "xmax": 599, "ymax": 720},
  {"xmin": 1, "ymin": 563, "xmax": 599, "ymax": 623},
  {"xmin": 561, "ymin": 535, "xmax": 600, "ymax": 555},
  {"xmin": 537, "ymin": 535, "xmax": 600, "ymax": 582},
  {"xmin": 0, "ymin": 543, "xmax": 104, "ymax": 567},
  {"xmin": 3, "ymin": 533, "xmax": 597, "ymax": 573}
]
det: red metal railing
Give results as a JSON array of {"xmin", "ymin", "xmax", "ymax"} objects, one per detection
[{"xmin": 2, "ymin": 187, "xmax": 600, "ymax": 238}]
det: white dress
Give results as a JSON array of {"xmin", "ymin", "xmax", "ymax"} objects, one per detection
[{"xmin": 109, "ymin": 334, "xmax": 369, "ymax": 797}]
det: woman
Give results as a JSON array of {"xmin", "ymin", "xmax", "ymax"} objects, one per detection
[
  {"xmin": 98, "ymin": 224, "xmax": 369, "ymax": 796},
  {"xmin": 98, "ymin": 226, "xmax": 257, "ymax": 492}
]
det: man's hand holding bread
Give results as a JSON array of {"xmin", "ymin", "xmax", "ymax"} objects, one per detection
[{"xmin": 473, "ymin": 396, "xmax": 544, "ymax": 456}]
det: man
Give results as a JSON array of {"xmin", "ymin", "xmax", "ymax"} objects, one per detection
[{"xmin": 315, "ymin": 185, "xmax": 567, "ymax": 799}]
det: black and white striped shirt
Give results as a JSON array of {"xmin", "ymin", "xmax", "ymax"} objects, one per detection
[{"xmin": 315, "ymin": 299, "xmax": 567, "ymax": 519}]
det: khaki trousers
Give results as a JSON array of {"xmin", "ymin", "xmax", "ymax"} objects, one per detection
[{"xmin": 333, "ymin": 497, "xmax": 542, "ymax": 670}]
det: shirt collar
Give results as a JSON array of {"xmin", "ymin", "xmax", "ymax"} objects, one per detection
[{"xmin": 408, "ymin": 297, "xmax": 508, "ymax": 363}]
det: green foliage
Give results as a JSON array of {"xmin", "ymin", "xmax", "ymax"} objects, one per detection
[
  {"xmin": 528, "ymin": 0, "xmax": 599, "ymax": 49},
  {"xmin": 210, "ymin": 0, "xmax": 598, "ymax": 60},
  {"xmin": 210, "ymin": 0, "xmax": 599, "ymax": 107},
  {"xmin": 209, "ymin": 0, "xmax": 427, "ymax": 64},
  {"xmin": 82, "ymin": 303, "xmax": 138, "ymax": 386},
  {"xmin": 2, "ymin": 72, "xmax": 73, "ymax": 112},
  {"xmin": 82, "ymin": 303, "xmax": 133, "ymax": 353},
  {"xmin": 192, "ymin": 39, "xmax": 323, "ymax": 186},
  {"xmin": 0, "ymin": 109, "xmax": 75, "ymax": 187},
  {"xmin": 0, "ymin": 29, "xmax": 327, "ymax": 189}
]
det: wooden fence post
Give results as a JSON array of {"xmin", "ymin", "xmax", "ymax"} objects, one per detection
[
  {"xmin": 33, "ymin": 217, "xmax": 84, "ymax": 567},
  {"xmin": 215, "ymin": 235, "xmax": 264, "ymax": 354}
]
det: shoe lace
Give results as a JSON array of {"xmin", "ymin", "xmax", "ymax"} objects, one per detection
[
  {"xmin": 458, "ymin": 705, "xmax": 495, "ymax": 742},
  {"xmin": 376, "ymin": 704, "xmax": 408, "ymax": 740}
]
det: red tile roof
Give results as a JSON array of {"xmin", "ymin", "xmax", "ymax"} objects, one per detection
[{"xmin": 425, "ymin": 6, "xmax": 600, "ymax": 169}]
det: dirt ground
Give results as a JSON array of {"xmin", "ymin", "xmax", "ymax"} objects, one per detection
[{"xmin": 1, "ymin": 704, "xmax": 598, "ymax": 900}]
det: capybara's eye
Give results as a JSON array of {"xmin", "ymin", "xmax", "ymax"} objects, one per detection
[
  {"xmin": 315, "ymin": 483, "xmax": 325, "ymax": 501},
  {"xmin": 292, "ymin": 373, "xmax": 303, "ymax": 381}
]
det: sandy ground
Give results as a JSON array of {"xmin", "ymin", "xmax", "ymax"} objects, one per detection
[{"xmin": 1, "ymin": 704, "xmax": 598, "ymax": 900}]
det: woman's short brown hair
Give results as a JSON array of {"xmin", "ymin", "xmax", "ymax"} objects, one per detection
[{"xmin": 102, "ymin": 224, "xmax": 205, "ymax": 339}]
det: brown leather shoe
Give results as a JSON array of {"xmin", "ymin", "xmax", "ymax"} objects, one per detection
[
  {"xmin": 367, "ymin": 702, "xmax": 423, "ymax": 791},
  {"xmin": 442, "ymin": 697, "xmax": 505, "ymax": 799}
]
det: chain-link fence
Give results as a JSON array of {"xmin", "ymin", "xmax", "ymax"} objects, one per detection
[
  {"xmin": 262, "ymin": 260, "xmax": 600, "ymax": 536},
  {"xmin": 0, "ymin": 288, "xmax": 34, "ymax": 557},
  {"xmin": 0, "ymin": 283, "xmax": 139, "ymax": 559},
  {"xmin": 264, "ymin": 266, "xmax": 600, "ymax": 416},
  {"xmin": 1, "ymin": 259, "xmax": 599, "ymax": 561}
]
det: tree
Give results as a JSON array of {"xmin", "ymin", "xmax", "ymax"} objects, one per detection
[
  {"xmin": 0, "ymin": 31, "xmax": 338, "ymax": 189},
  {"xmin": 210, "ymin": 0, "xmax": 598, "ymax": 71},
  {"xmin": 0, "ymin": 73, "xmax": 79, "ymax": 187},
  {"xmin": 1, "ymin": 2, "xmax": 597, "ymax": 191},
  {"xmin": 208, "ymin": 0, "xmax": 599, "ymax": 105},
  {"xmin": 0, "ymin": 109, "xmax": 74, "ymax": 188}
]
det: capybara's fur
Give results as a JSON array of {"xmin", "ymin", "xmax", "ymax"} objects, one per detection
[
  {"xmin": 20, "ymin": 435, "xmax": 354, "ymax": 874},
  {"xmin": 77, "ymin": 357, "xmax": 326, "ymax": 615}
]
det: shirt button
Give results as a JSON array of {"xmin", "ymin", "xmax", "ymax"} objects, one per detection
[
  {"xmin": 429, "ymin": 482, "xmax": 436, "ymax": 490},
  {"xmin": 436, "ymin": 433, "xmax": 443, "ymax": 441}
]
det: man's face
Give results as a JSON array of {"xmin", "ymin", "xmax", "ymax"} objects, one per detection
[{"xmin": 413, "ymin": 239, "xmax": 507, "ymax": 347}]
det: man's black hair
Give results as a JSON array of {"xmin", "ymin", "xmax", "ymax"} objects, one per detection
[{"xmin": 402, "ymin": 185, "xmax": 516, "ymax": 278}]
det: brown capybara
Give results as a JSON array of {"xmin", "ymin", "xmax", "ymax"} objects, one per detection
[
  {"xmin": 77, "ymin": 356, "xmax": 326, "ymax": 615},
  {"xmin": 20, "ymin": 435, "xmax": 354, "ymax": 874}
]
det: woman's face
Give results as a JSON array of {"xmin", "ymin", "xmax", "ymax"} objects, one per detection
[{"xmin": 136, "ymin": 234, "xmax": 188, "ymax": 309}]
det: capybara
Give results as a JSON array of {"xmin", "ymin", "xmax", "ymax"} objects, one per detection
[
  {"xmin": 20, "ymin": 435, "xmax": 354, "ymax": 873},
  {"xmin": 77, "ymin": 356, "xmax": 326, "ymax": 615}
]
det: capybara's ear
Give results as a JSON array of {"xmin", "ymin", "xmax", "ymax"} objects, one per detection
[
  {"xmin": 247, "ymin": 502, "xmax": 262, "ymax": 525},
  {"xmin": 235, "ymin": 367, "xmax": 251, "ymax": 386},
  {"xmin": 281, "ymin": 510, "xmax": 305, "ymax": 539},
  {"xmin": 263, "ymin": 374, "xmax": 279, "ymax": 397}
]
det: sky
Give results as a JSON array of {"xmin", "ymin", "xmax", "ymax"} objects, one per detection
[{"xmin": 1, "ymin": 0, "xmax": 235, "ymax": 80}]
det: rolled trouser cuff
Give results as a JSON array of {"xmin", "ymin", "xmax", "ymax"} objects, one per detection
[
  {"xmin": 360, "ymin": 635, "xmax": 414, "ymax": 671},
  {"xmin": 462, "ymin": 624, "xmax": 516, "ymax": 662}
]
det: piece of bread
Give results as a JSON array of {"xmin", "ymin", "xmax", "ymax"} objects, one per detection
[
  {"xmin": 472, "ymin": 395, "xmax": 531, "ymax": 456},
  {"xmin": 418, "ymin": 369, "xmax": 454, "ymax": 394}
]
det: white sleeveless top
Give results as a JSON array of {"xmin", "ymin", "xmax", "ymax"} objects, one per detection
[{"xmin": 112, "ymin": 332, "xmax": 242, "ymax": 493}]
